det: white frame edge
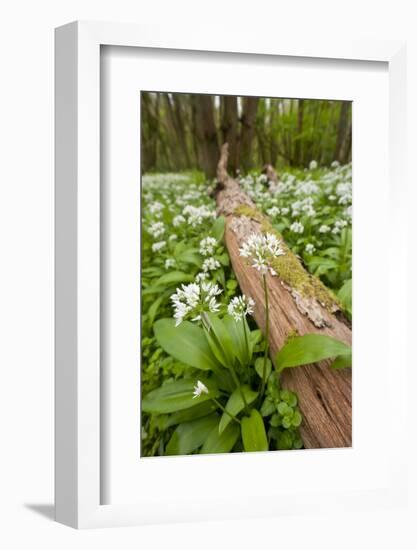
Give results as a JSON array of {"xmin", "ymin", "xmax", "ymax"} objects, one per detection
[{"xmin": 55, "ymin": 20, "xmax": 407, "ymax": 529}]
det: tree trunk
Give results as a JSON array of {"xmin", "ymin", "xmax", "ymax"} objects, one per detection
[
  {"xmin": 294, "ymin": 99, "xmax": 304, "ymax": 166},
  {"xmin": 215, "ymin": 144, "xmax": 352, "ymax": 449},
  {"xmin": 239, "ymin": 97, "xmax": 259, "ymax": 173},
  {"xmin": 193, "ymin": 95, "xmax": 219, "ymax": 178},
  {"xmin": 335, "ymin": 102, "xmax": 350, "ymax": 163},
  {"xmin": 221, "ymin": 96, "xmax": 238, "ymax": 175}
]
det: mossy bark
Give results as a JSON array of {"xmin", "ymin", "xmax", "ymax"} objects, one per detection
[{"xmin": 215, "ymin": 144, "xmax": 352, "ymax": 449}]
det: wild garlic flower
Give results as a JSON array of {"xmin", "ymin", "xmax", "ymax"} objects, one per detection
[
  {"xmin": 183, "ymin": 205, "xmax": 216, "ymax": 227},
  {"xmin": 152, "ymin": 241, "xmax": 166, "ymax": 252},
  {"xmin": 192, "ymin": 380, "xmax": 209, "ymax": 399},
  {"xmin": 239, "ymin": 232, "xmax": 285, "ymax": 276},
  {"xmin": 148, "ymin": 221, "xmax": 165, "ymax": 239},
  {"xmin": 202, "ymin": 257, "xmax": 221, "ymax": 273},
  {"xmin": 195, "ymin": 272, "xmax": 209, "ymax": 283},
  {"xmin": 266, "ymin": 206, "xmax": 280, "ymax": 218},
  {"xmin": 319, "ymin": 224, "xmax": 331, "ymax": 234},
  {"xmin": 305, "ymin": 243, "xmax": 316, "ymax": 255},
  {"xmin": 165, "ymin": 258, "xmax": 176, "ymax": 269},
  {"xmin": 309, "ymin": 160, "xmax": 318, "ymax": 170},
  {"xmin": 171, "ymin": 282, "xmax": 222, "ymax": 326},
  {"xmin": 290, "ymin": 222, "xmax": 304, "ymax": 234},
  {"xmin": 148, "ymin": 201, "xmax": 164, "ymax": 217},
  {"xmin": 227, "ymin": 295, "xmax": 255, "ymax": 322},
  {"xmin": 173, "ymin": 215, "xmax": 186, "ymax": 227},
  {"xmin": 199, "ymin": 236, "xmax": 217, "ymax": 256}
]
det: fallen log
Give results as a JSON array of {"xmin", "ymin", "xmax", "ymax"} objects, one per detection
[{"xmin": 215, "ymin": 144, "xmax": 352, "ymax": 449}]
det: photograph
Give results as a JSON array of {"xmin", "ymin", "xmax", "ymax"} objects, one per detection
[{"xmin": 140, "ymin": 92, "xmax": 352, "ymax": 457}]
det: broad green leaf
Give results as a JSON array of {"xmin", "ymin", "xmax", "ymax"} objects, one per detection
[
  {"xmin": 330, "ymin": 351, "xmax": 352, "ymax": 369},
  {"xmin": 154, "ymin": 271, "xmax": 195, "ymax": 286},
  {"xmin": 219, "ymin": 385, "xmax": 258, "ymax": 434},
  {"xmin": 154, "ymin": 318, "xmax": 221, "ymax": 371},
  {"xmin": 241, "ymin": 409, "xmax": 268, "ymax": 452},
  {"xmin": 254, "ymin": 357, "xmax": 272, "ymax": 380},
  {"xmin": 146, "ymin": 291, "xmax": 170, "ymax": 326},
  {"xmin": 142, "ymin": 379, "xmax": 219, "ymax": 414},
  {"xmin": 201, "ymin": 422, "xmax": 240, "ymax": 454},
  {"xmin": 338, "ymin": 279, "xmax": 352, "ymax": 314},
  {"xmin": 308, "ymin": 256, "xmax": 339, "ymax": 275},
  {"xmin": 275, "ymin": 334, "xmax": 351, "ymax": 372},
  {"xmin": 203, "ymin": 313, "xmax": 235, "ymax": 368},
  {"xmin": 222, "ymin": 315, "xmax": 250, "ymax": 366},
  {"xmin": 165, "ymin": 400, "xmax": 217, "ymax": 428},
  {"xmin": 212, "ymin": 216, "xmax": 226, "ymax": 241},
  {"xmin": 176, "ymin": 249, "xmax": 202, "ymax": 268},
  {"xmin": 165, "ymin": 414, "xmax": 219, "ymax": 456},
  {"xmin": 217, "ymin": 252, "xmax": 230, "ymax": 266}
]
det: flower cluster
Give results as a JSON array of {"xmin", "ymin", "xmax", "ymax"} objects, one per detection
[
  {"xmin": 202, "ymin": 257, "xmax": 221, "ymax": 273},
  {"xmin": 199, "ymin": 236, "xmax": 217, "ymax": 256},
  {"xmin": 170, "ymin": 282, "xmax": 222, "ymax": 326},
  {"xmin": 239, "ymin": 232, "xmax": 285, "ymax": 276},
  {"xmin": 227, "ymin": 295, "xmax": 255, "ymax": 322}
]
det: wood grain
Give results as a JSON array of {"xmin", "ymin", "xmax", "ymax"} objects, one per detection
[{"xmin": 215, "ymin": 144, "xmax": 352, "ymax": 448}]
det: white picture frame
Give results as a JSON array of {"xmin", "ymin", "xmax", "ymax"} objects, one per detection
[{"xmin": 55, "ymin": 20, "xmax": 407, "ymax": 529}]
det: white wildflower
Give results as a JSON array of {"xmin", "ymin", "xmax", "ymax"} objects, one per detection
[
  {"xmin": 192, "ymin": 380, "xmax": 209, "ymax": 399},
  {"xmin": 239, "ymin": 232, "xmax": 285, "ymax": 276},
  {"xmin": 309, "ymin": 160, "xmax": 318, "ymax": 170},
  {"xmin": 169, "ymin": 234, "xmax": 178, "ymax": 241},
  {"xmin": 319, "ymin": 224, "xmax": 331, "ymax": 234},
  {"xmin": 149, "ymin": 201, "xmax": 164, "ymax": 217},
  {"xmin": 227, "ymin": 295, "xmax": 255, "ymax": 322},
  {"xmin": 290, "ymin": 222, "xmax": 304, "ymax": 234},
  {"xmin": 266, "ymin": 206, "xmax": 280, "ymax": 217},
  {"xmin": 199, "ymin": 236, "xmax": 217, "ymax": 256},
  {"xmin": 331, "ymin": 160, "xmax": 340, "ymax": 168},
  {"xmin": 305, "ymin": 243, "xmax": 316, "ymax": 255},
  {"xmin": 328, "ymin": 195, "xmax": 336, "ymax": 201},
  {"xmin": 195, "ymin": 272, "xmax": 209, "ymax": 283},
  {"xmin": 173, "ymin": 215, "xmax": 186, "ymax": 227},
  {"xmin": 152, "ymin": 241, "xmax": 166, "ymax": 252},
  {"xmin": 202, "ymin": 257, "xmax": 221, "ymax": 273},
  {"xmin": 281, "ymin": 207, "xmax": 290, "ymax": 215},
  {"xmin": 165, "ymin": 258, "xmax": 176, "ymax": 269},
  {"xmin": 149, "ymin": 221, "xmax": 165, "ymax": 239},
  {"xmin": 170, "ymin": 282, "xmax": 222, "ymax": 326}
]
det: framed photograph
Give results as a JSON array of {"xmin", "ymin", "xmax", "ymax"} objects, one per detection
[{"xmin": 55, "ymin": 21, "xmax": 407, "ymax": 528}]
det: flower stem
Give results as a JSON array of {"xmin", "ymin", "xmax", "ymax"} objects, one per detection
[
  {"xmin": 212, "ymin": 398, "xmax": 241, "ymax": 425},
  {"xmin": 259, "ymin": 274, "xmax": 270, "ymax": 401},
  {"xmin": 242, "ymin": 319, "xmax": 251, "ymax": 384},
  {"xmin": 229, "ymin": 362, "xmax": 250, "ymax": 415}
]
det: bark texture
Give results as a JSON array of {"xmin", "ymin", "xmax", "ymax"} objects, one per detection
[{"xmin": 215, "ymin": 144, "xmax": 352, "ymax": 449}]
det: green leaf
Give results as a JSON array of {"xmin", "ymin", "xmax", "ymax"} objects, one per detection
[
  {"xmin": 222, "ymin": 315, "xmax": 251, "ymax": 366},
  {"xmin": 201, "ymin": 422, "xmax": 240, "ymax": 454},
  {"xmin": 217, "ymin": 252, "xmax": 230, "ymax": 266},
  {"xmin": 275, "ymin": 334, "xmax": 351, "ymax": 372},
  {"xmin": 142, "ymin": 379, "xmax": 219, "ymax": 414},
  {"xmin": 219, "ymin": 385, "xmax": 258, "ymax": 434},
  {"xmin": 176, "ymin": 249, "xmax": 202, "ymax": 268},
  {"xmin": 146, "ymin": 292, "xmax": 169, "ymax": 326},
  {"xmin": 165, "ymin": 414, "xmax": 219, "ymax": 456},
  {"xmin": 241, "ymin": 409, "xmax": 268, "ymax": 452},
  {"xmin": 203, "ymin": 313, "xmax": 235, "ymax": 368},
  {"xmin": 212, "ymin": 216, "xmax": 226, "ymax": 241},
  {"xmin": 154, "ymin": 271, "xmax": 195, "ymax": 286},
  {"xmin": 330, "ymin": 351, "xmax": 352, "ymax": 369},
  {"xmin": 338, "ymin": 279, "xmax": 352, "ymax": 314},
  {"xmin": 165, "ymin": 400, "xmax": 217, "ymax": 428},
  {"xmin": 154, "ymin": 318, "xmax": 221, "ymax": 371},
  {"xmin": 307, "ymin": 256, "xmax": 339, "ymax": 275},
  {"xmin": 254, "ymin": 357, "xmax": 272, "ymax": 380}
]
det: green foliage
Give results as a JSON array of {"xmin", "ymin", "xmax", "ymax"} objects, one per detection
[
  {"xmin": 275, "ymin": 334, "xmax": 351, "ymax": 372},
  {"xmin": 142, "ymin": 379, "xmax": 219, "ymax": 414},
  {"xmin": 154, "ymin": 319, "xmax": 220, "ymax": 371},
  {"xmin": 219, "ymin": 386, "xmax": 258, "ymax": 435},
  {"xmin": 166, "ymin": 414, "xmax": 220, "ymax": 456},
  {"xmin": 241, "ymin": 410, "xmax": 268, "ymax": 452}
]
